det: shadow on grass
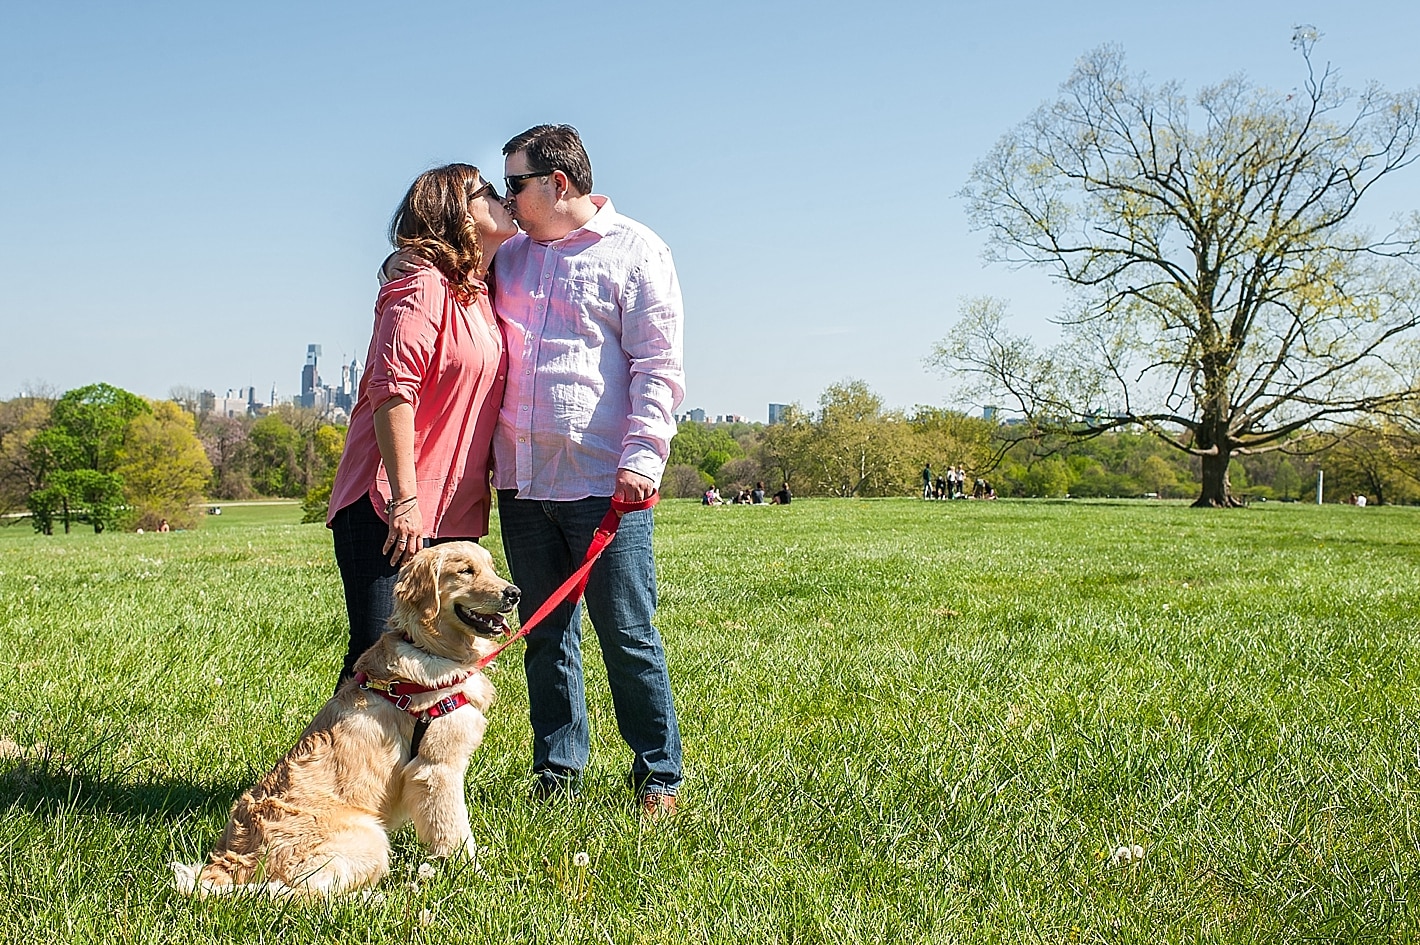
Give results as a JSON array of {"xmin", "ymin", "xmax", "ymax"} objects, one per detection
[{"xmin": 0, "ymin": 755, "xmax": 244, "ymax": 820}]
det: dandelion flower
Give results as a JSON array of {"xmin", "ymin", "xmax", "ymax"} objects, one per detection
[
  {"xmin": 1110, "ymin": 844, "xmax": 1146, "ymax": 865},
  {"xmin": 572, "ymin": 852, "xmax": 590, "ymax": 868},
  {"xmin": 417, "ymin": 861, "xmax": 438, "ymax": 881}
]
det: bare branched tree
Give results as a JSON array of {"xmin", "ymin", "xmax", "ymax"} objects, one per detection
[{"xmin": 938, "ymin": 37, "xmax": 1420, "ymax": 506}]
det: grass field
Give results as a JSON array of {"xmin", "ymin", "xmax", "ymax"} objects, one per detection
[{"xmin": 1, "ymin": 498, "xmax": 1417, "ymax": 943}]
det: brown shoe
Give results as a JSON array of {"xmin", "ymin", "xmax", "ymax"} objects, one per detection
[{"xmin": 640, "ymin": 793, "xmax": 678, "ymax": 821}]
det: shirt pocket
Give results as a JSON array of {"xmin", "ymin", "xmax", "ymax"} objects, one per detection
[{"xmin": 562, "ymin": 277, "xmax": 619, "ymax": 343}]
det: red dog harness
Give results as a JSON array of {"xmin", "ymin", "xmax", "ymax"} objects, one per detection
[{"xmin": 354, "ymin": 671, "xmax": 472, "ymax": 758}]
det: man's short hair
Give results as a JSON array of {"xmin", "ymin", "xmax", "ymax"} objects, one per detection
[{"xmin": 503, "ymin": 124, "xmax": 593, "ymax": 196}]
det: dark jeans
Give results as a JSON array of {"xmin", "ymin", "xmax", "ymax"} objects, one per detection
[
  {"xmin": 330, "ymin": 493, "xmax": 470, "ymax": 686},
  {"xmin": 497, "ymin": 490, "xmax": 682, "ymax": 797}
]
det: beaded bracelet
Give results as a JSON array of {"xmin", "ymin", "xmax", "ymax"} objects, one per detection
[{"xmin": 385, "ymin": 495, "xmax": 418, "ymax": 516}]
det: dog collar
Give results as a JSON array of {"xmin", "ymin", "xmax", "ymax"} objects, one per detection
[{"xmin": 354, "ymin": 671, "xmax": 470, "ymax": 715}]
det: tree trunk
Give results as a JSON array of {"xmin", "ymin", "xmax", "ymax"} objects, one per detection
[{"xmin": 1193, "ymin": 450, "xmax": 1245, "ymax": 507}]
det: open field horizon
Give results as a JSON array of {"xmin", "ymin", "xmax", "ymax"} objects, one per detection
[{"xmin": 1, "ymin": 498, "xmax": 1416, "ymax": 941}]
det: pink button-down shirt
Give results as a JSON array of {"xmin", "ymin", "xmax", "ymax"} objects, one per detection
[
  {"xmin": 328, "ymin": 263, "xmax": 507, "ymax": 537},
  {"xmin": 490, "ymin": 197, "xmax": 684, "ymax": 500}
]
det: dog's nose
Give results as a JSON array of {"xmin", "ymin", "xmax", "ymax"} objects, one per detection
[{"xmin": 503, "ymin": 585, "xmax": 522, "ymax": 604}]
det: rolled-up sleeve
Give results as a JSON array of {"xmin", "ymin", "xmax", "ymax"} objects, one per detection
[
  {"xmin": 618, "ymin": 244, "xmax": 685, "ymax": 484},
  {"xmin": 365, "ymin": 272, "xmax": 441, "ymax": 412}
]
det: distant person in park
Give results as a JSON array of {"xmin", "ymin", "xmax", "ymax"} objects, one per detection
[
  {"xmin": 934, "ymin": 473, "xmax": 947, "ymax": 500},
  {"xmin": 158, "ymin": 519, "xmax": 170, "ymax": 532},
  {"xmin": 702, "ymin": 486, "xmax": 721, "ymax": 505},
  {"xmin": 325, "ymin": 164, "xmax": 517, "ymax": 687},
  {"xmin": 492, "ymin": 124, "xmax": 684, "ymax": 818},
  {"xmin": 751, "ymin": 481, "xmax": 766, "ymax": 504},
  {"xmin": 772, "ymin": 482, "xmax": 792, "ymax": 505},
  {"xmin": 921, "ymin": 463, "xmax": 932, "ymax": 499}
]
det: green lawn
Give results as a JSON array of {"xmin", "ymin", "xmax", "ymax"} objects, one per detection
[{"xmin": 1, "ymin": 498, "xmax": 1417, "ymax": 942}]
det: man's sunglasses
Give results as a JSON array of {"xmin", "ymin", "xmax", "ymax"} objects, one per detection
[{"xmin": 504, "ymin": 170, "xmax": 556, "ymax": 195}]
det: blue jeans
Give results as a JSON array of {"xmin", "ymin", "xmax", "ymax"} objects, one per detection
[{"xmin": 497, "ymin": 491, "xmax": 682, "ymax": 797}]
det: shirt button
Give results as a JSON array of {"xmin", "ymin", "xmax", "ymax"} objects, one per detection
[{"xmin": 519, "ymin": 437, "xmax": 527, "ymax": 443}]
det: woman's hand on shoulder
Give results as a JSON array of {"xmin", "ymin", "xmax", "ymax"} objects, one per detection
[{"xmin": 378, "ymin": 249, "xmax": 428, "ymax": 286}]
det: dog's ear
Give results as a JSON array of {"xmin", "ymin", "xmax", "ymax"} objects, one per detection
[{"xmin": 393, "ymin": 546, "xmax": 444, "ymax": 625}]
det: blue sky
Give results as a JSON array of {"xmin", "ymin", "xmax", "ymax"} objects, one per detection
[{"xmin": 3, "ymin": 1, "xmax": 1418, "ymax": 421}]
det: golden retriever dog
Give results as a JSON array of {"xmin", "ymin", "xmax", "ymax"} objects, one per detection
[{"xmin": 173, "ymin": 541, "xmax": 519, "ymax": 897}]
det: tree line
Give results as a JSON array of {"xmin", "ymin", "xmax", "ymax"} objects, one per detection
[
  {"xmin": 0, "ymin": 383, "xmax": 346, "ymax": 533},
  {"xmin": 3, "ymin": 376, "xmax": 1414, "ymax": 538},
  {"xmin": 663, "ymin": 380, "xmax": 1420, "ymax": 505}
]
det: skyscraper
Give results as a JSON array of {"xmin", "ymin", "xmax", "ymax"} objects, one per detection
[{"xmin": 301, "ymin": 344, "xmax": 322, "ymax": 408}]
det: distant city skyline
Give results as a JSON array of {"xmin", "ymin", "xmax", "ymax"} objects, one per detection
[{"xmin": 191, "ymin": 343, "xmax": 774, "ymax": 424}]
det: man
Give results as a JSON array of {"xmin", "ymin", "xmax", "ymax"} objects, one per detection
[{"xmin": 492, "ymin": 125, "xmax": 684, "ymax": 818}]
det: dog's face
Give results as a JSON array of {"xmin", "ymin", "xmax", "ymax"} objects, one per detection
[{"xmin": 392, "ymin": 542, "xmax": 521, "ymax": 657}]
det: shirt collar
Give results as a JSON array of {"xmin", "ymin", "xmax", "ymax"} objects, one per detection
[
  {"xmin": 581, "ymin": 195, "xmax": 616, "ymax": 236},
  {"xmin": 536, "ymin": 195, "xmax": 615, "ymax": 246}
]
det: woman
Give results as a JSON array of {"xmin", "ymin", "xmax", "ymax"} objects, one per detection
[{"xmin": 326, "ymin": 164, "xmax": 517, "ymax": 686}]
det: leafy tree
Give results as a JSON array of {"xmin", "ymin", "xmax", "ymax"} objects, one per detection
[
  {"xmin": 47, "ymin": 383, "xmax": 151, "ymax": 472},
  {"xmin": 715, "ymin": 457, "xmax": 764, "ymax": 493},
  {"xmin": 1021, "ymin": 456, "xmax": 1073, "ymax": 497},
  {"xmin": 202, "ymin": 414, "xmax": 255, "ymax": 499},
  {"xmin": 1324, "ymin": 422, "xmax": 1420, "ymax": 504},
  {"xmin": 248, "ymin": 413, "xmax": 304, "ymax": 497},
  {"xmin": 24, "ymin": 383, "xmax": 149, "ymax": 533},
  {"xmin": 1137, "ymin": 454, "xmax": 1188, "ymax": 498},
  {"xmin": 1271, "ymin": 459, "xmax": 1304, "ymax": 501},
  {"xmin": 299, "ymin": 424, "xmax": 348, "ymax": 523},
  {"xmin": 115, "ymin": 401, "xmax": 213, "ymax": 529},
  {"xmin": 756, "ymin": 405, "xmax": 812, "ymax": 489},
  {"xmin": 28, "ymin": 469, "xmax": 124, "ymax": 534},
  {"xmin": 699, "ymin": 450, "xmax": 732, "ymax": 479},
  {"xmin": 906, "ymin": 406, "xmax": 998, "ymax": 484},
  {"xmin": 662, "ymin": 463, "xmax": 713, "ymax": 499},
  {"xmin": 668, "ymin": 422, "xmax": 744, "ymax": 473},
  {"xmin": 0, "ymin": 395, "xmax": 53, "ymax": 517},
  {"xmin": 942, "ymin": 36, "xmax": 1420, "ymax": 507},
  {"xmin": 800, "ymin": 380, "xmax": 913, "ymax": 497}
]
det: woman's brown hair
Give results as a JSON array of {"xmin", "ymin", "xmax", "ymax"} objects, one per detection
[{"xmin": 388, "ymin": 164, "xmax": 487, "ymax": 300}]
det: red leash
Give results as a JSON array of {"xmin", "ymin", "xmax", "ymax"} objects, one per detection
[{"xmin": 475, "ymin": 492, "xmax": 659, "ymax": 671}]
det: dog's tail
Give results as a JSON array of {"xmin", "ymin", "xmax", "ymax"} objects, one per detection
[
  {"xmin": 171, "ymin": 855, "xmax": 253, "ymax": 897},
  {"xmin": 171, "ymin": 861, "xmax": 203, "ymax": 895},
  {"xmin": 172, "ymin": 860, "xmax": 294, "ymax": 899},
  {"xmin": 171, "ymin": 860, "xmax": 384, "ymax": 901}
]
